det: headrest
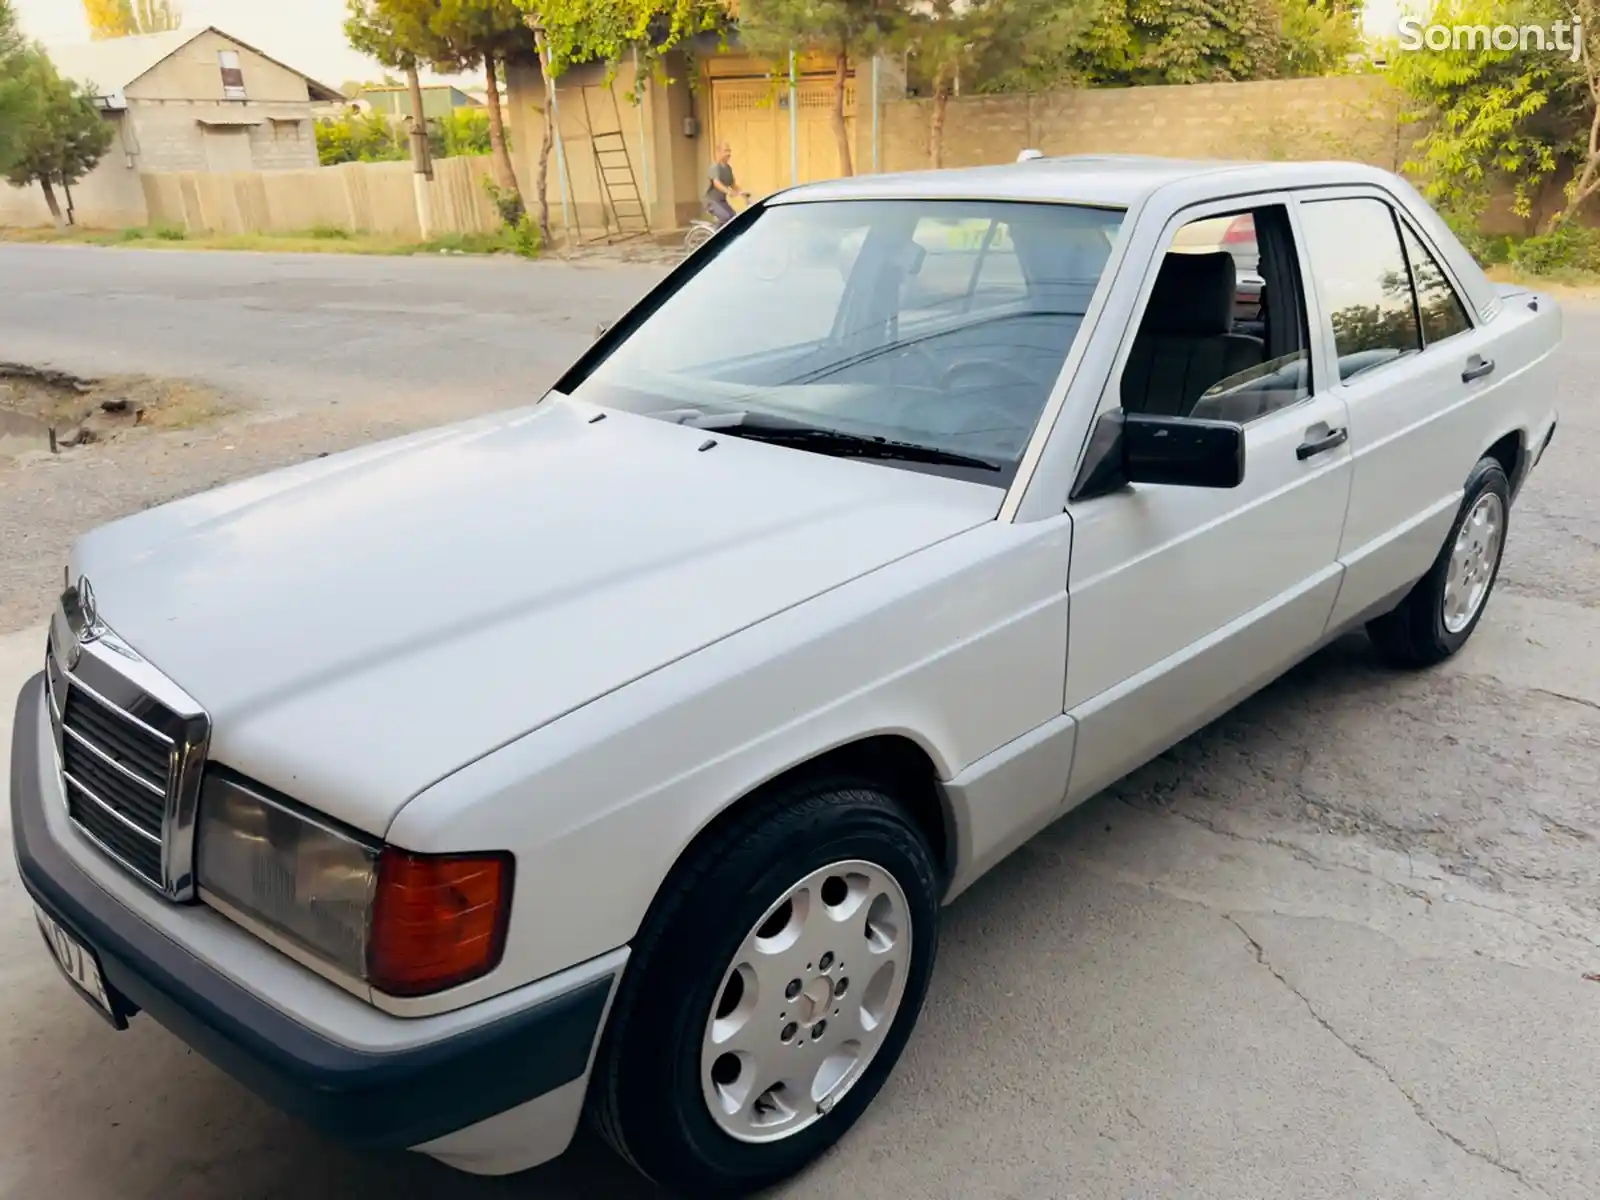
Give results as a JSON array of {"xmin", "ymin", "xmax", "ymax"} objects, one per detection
[{"xmin": 1141, "ymin": 251, "xmax": 1238, "ymax": 337}]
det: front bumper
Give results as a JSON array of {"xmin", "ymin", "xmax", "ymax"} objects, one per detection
[{"xmin": 10, "ymin": 672, "xmax": 616, "ymax": 1159}]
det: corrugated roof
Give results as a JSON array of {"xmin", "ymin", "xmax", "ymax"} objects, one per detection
[{"xmin": 44, "ymin": 26, "xmax": 342, "ymax": 102}]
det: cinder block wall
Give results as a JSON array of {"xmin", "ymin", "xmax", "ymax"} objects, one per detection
[{"xmin": 878, "ymin": 76, "xmax": 1409, "ymax": 175}]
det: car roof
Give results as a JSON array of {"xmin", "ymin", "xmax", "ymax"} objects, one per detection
[{"xmin": 765, "ymin": 155, "xmax": 1405, "ymax": 209}]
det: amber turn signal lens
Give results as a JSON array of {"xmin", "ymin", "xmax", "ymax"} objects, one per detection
[{"xmin": 368, "ymin": 848, "xmax": 514, "ymax": 997}]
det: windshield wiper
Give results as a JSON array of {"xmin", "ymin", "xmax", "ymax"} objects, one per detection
[{"xmin": 683, "ymin": 410, "xmax": 1002, "ymax": 472}]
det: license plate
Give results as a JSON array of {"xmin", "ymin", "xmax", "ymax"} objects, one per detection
[{"xmin": 35, "ymin": 905, "xmax": 123, "ymax": 1027}]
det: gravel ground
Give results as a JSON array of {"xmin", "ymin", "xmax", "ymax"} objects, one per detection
[{"xmin": 1, "ymin": 246, "xmax": 1598, "ymax": 1200}]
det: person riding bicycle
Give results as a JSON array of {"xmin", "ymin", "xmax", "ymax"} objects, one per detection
[{"xmin": 705, "ymin": 141, "xmax": 747, "ymax": 228}]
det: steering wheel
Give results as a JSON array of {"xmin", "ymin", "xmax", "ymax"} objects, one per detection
[{"xmin": 942, "ymin": 357, "xmax": 1041, "ymax": 395}]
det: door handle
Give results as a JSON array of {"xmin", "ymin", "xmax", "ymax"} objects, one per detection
[
  {"xmin": 1462, "ymin": 355, "xmax": 1495, "ymax": 382},
  {"xmin": 1296, "ymin": 427, "xmax": 1348, "ymax": 461}
]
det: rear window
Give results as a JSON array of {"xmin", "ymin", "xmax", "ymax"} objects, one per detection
[{"xmin": 563, "ymin": 198, "xmax": 1126, "ymax": 482}]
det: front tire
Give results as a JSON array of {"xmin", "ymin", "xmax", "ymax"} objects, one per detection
[
  {"xmin": 683, "ymin": 224, "xmax": 714, "ymax": 254},
  {"xmin": 1366, "ymin": 455, "xmax": 1510, "ymax": 668},
  {"xmin": 587, "ymin": 778, "xmax": 941, "ymax": 1197}
]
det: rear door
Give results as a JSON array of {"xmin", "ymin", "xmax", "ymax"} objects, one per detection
[
  {"xmin": 1294, "ymin": 191, "xmax": 1512, "ymax": 629},
  {"xmin": 1061, "ymin": 194, "xmax": 1353, "ymax": 806}
]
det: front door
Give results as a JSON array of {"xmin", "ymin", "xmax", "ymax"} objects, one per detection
[{"xmin": 1062, "ymin": 195, "xmax": 1354, "ymax": 806}]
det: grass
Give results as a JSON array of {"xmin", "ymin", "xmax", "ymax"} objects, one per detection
[{"xmin": 0, "ymin": 223, "xmax": 536, "ymax": 258}]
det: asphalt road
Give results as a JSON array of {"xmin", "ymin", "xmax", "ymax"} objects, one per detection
[
  {"xmin": 0, "ymin": 244, "xmax": 667, "ymax": 413},
  {"xmin": 1, "ymin": 245, "xmax": 1598, "ymax": 1200}
]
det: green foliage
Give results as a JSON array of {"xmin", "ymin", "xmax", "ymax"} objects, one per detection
[
  {"xmin": 738, "ymin": 0, "xmax": 899, "ymax": 66},
  {"xmin": 345, "ymin": 0, "xmax": 450, "ymax": 73},
  {"xmin": 960, "ymin": 0, "xmax": 1360, "ymax": 94},
  {"xmin": 150, "ymin": 222, "xmax": 187, "ymax": 239},
  {"xmin": 1507, "ymin": 222, "xmax": 1600, "ymax": 273},
  {"xmin": 506, "ymin": 212, "xmax": 542, "ymax": 256},
  {"xmin": 431, "ymin": 106, "xmax": 493, "ymax": 156},
  {"xmin": 0, "ymin": 0, "xmax": 28, "ymax": 173},
  {"xmin": 315, "ymin": 109, "xmax": 408, "ymax": 164},
  {"xmin": 1385, "ymin": 0, "xmax": 1592, "ymax": 229},
  {"xmin": 2, "ymin": 50, "xmax": 116, "ymax": 224},
  {"xmin": 429, "ymin": 0, "xmax": 536, "ymax": 72},
  {"xmin": 1274, "ymin": 0, "xmax": 1362, "ymax": 77},
  {"xmin": 521, "ymin": 0, "xmax": 728, "ymax": 82},
  {"xmin": 482, "ymin": 173, "xmax": 526, "ymax": 225}
]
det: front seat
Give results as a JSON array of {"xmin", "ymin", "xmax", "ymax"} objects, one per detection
[{"xmin": 1120, "ymin": 251, "xmax": 1265, "ymax": 417}]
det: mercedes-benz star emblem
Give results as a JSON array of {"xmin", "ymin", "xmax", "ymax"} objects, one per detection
[{"xmin": 77, "ymin": 577, "xmax": 99, "ymax": 639}]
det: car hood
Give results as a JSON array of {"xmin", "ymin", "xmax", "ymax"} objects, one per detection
[{"xmin": 73, "ymin": 397, "xmax": 1000, "ymax": 836}]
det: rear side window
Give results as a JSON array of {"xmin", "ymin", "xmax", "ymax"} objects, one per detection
[
  {"xmin": 1297, "ymin": 197, "xmax": 1421, "ymax": 381},
  {"xmin": 1399, "ymin": 222, "xmax": 1473, "ymax": 345}
]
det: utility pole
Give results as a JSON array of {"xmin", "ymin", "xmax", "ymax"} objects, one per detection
[{"xmin": 406, "ymin": 62, "xmax": 434, "ymax": 240}]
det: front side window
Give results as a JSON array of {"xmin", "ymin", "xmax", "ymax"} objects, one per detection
[
  {"xmin": 1297, "ymin": 197, "xmax": 1421, "ymax": 382},
  {"xmin": 1399, "ymin": 222, "xmax": 1473, "ymax": 345},
  {"xmin": 561, "ymin": 199, "xmax": 1125, "ymax": 484}
]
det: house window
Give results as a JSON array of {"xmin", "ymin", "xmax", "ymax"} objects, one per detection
[{"xmin": 219, "ymin": 50, "xmax": 246, "ymax": 99}]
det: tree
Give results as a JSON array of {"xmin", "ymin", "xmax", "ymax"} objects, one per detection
[
  {"xmin": 513, "ymin": 0, "xmax": 726, "ymax": 244},
  {"xmin": 738, "ymin": 0, "xmax": 905, "ymax": 176},
  {"xmin": 4, "ymin": 51, "xmax": 115, "ymax": 227},
  {"xmin": 430, "ymin": 0, "xmax": 537, "ymax": 213},
  {"xmin": 0, "ymin": 0, "xmax": 30, "ymax": 172},
  {"xmin": 1274, "ymin": 0, "xmax": 1362, "ymax": 78},
  {"xmin": 82, "ymin": 0, "xmax": 181, "ymax": 40},
  {"xmin": 346, "ymin": 0, "xmax": 452, "ymax": 180},
  {"xmin": 1386, "ymin": 0, "xmax": 1595, "ymax": 234},
  {"xmin": 965, "ymin": 0, "xmax": 1352, "ymax": 95},
  {"xmin": 901, "ymin": 0, "xmax": 1098, "ymax": 167}
]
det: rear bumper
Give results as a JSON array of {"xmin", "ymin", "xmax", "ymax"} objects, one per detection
[{"xmin": 11, "ymin": 671, "xmax": 619, "ymax": 1166}]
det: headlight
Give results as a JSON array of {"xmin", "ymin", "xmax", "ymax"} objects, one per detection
[{"xmin": 197, "ymin": 772, "xmax": 513, "ymax": 996}]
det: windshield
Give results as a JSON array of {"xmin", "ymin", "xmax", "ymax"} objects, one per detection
[{"xmin": 560, "ymin": 198, "xmax": 1125, "ymax": 484}]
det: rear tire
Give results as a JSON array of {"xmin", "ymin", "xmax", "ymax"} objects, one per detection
[
  {"xmin": 587, "ymin": 778, "xmax": 940, "ymax": 1198},
  {"xmin": 1366, "ymin": 455, "xmax": 1510, "ymax": 668}
]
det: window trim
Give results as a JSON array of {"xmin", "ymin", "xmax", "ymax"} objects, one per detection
[
  {"xmin": 1394, "ymin": 211, "xmax": 1475, "ymax": 349},
  {"xmin": 1095, "ymin": 190, "xmax": 1321, "ymax": 431},
  {"xmin": 218, "ymin": 49, "xmax": 247, "ymax": 100},
  {"xmin": 1292, "ymin": 190, "xmax": 1431, "ymax": 389}
]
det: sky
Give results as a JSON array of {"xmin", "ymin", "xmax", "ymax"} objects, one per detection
[
  {"xmin": 12, "ymin": 0, "xmax": 477, "ymax": 89},
  {"xmin": 13, "ymin": 0, "xmax": 1422, "ymax": 95}
]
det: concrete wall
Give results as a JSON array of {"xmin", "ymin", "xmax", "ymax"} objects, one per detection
[{"xmin": 139, "ymin": 155, "xmax": 501, "ymax": 237}]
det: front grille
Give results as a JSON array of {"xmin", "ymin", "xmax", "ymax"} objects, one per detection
[
  {"xmin": 45, "ymin": 595, "xmax": 210, "ymax": 899},
  {"xmin": 49, "ymin": 670, "xmax": 173, "ymax": 887}
]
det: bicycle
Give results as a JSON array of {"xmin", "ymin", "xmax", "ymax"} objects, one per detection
[{"xmin": 683, "ymin": 193, "xmax": 747, "ymax": 256}]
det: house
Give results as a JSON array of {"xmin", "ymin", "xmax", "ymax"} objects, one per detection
[
  {"xmin": 359, "ymin": 84, "xmax": 482, "ymax": 122},
  {"xmin": 2, "ymin": 26, "xmax": 340, "ymax": 228},
  {"xmin": 503, "ymin": 35, "xmax": 907, "ymax": 237}
]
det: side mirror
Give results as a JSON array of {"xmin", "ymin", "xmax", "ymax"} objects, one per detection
[{"xmin": 1070, "ymin": 408, "xmax": 1245, "ymax": 502}]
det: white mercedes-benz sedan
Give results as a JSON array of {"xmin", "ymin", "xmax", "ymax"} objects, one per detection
[{"xmin": 11, "ymin": 155, "xmax": 1562, "ymax": 1197}]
